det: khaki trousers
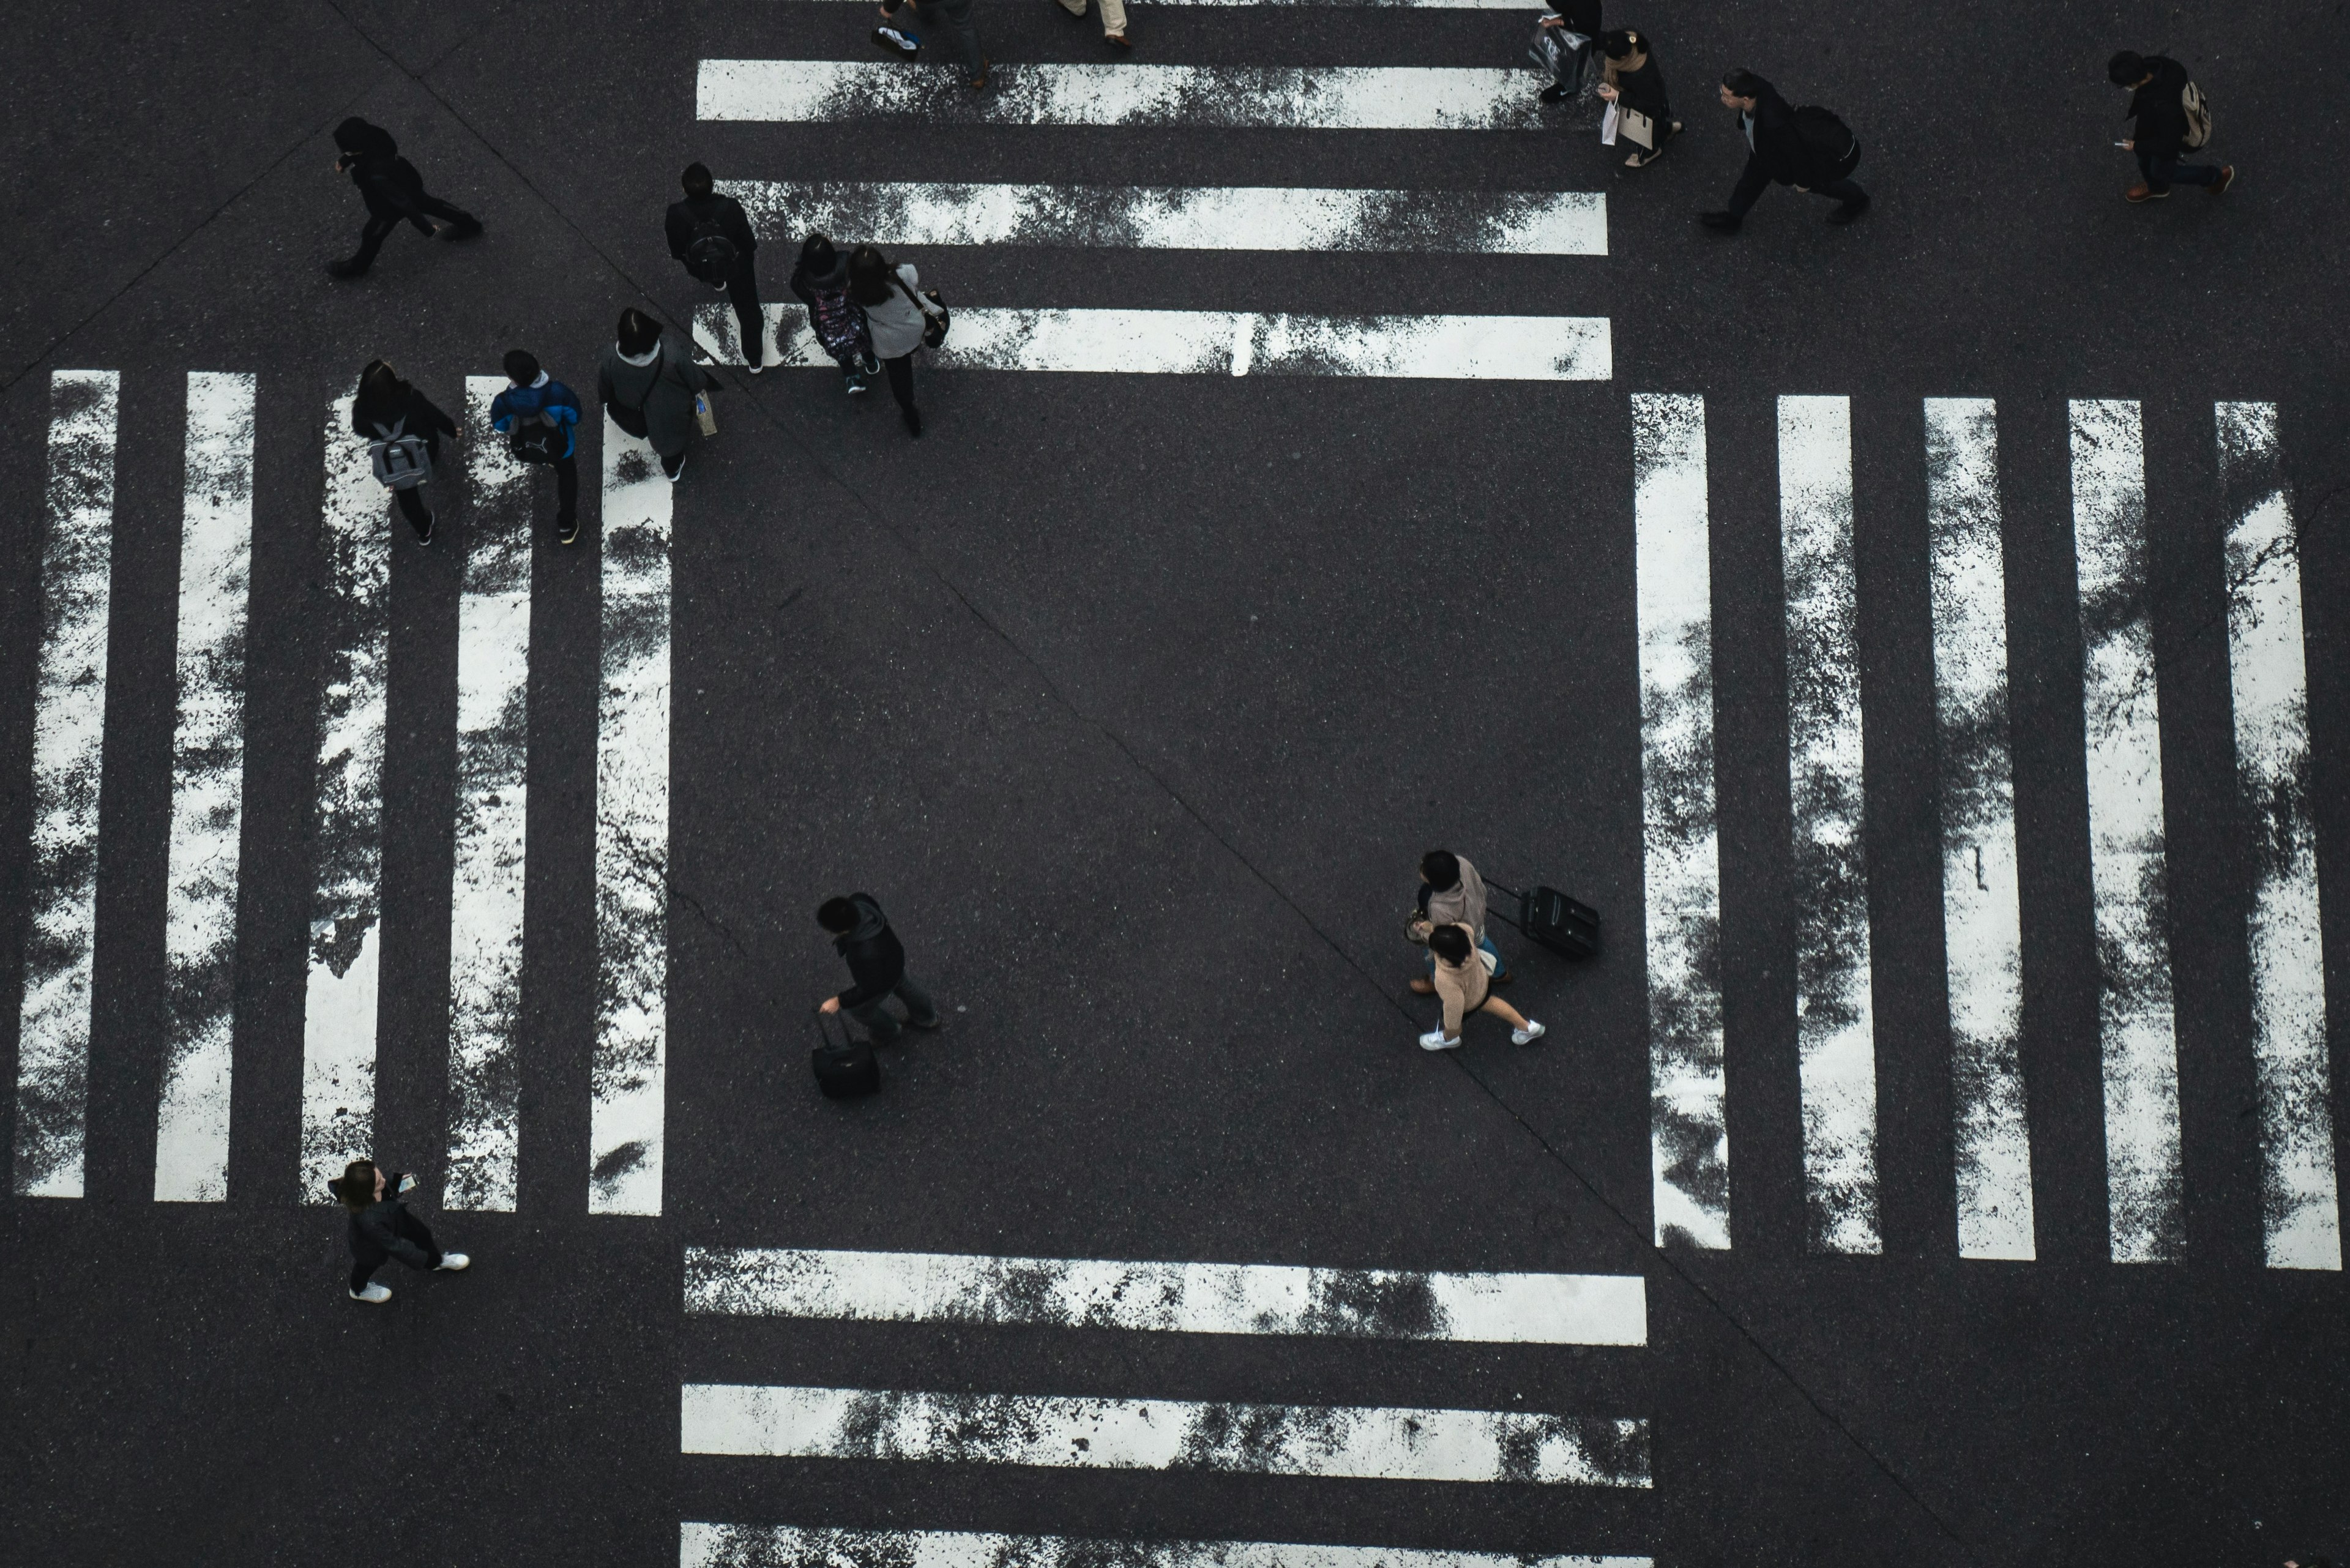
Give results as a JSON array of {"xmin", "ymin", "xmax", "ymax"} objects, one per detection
[{"xmin": 1057, "ymin": 0, "xmax": 1127, "ymax": 35}]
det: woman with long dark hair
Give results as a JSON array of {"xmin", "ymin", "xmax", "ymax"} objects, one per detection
[
  {"xmin": 1597, "ymin": 29, "xmax": 1680, "ymax": 168},
  {"xmin": 846, "ymin": 245, "xmax": 944, "ymax": 438},
  {"xmin": 331, "ymin": 1159, "xmax": 469, "ymax": 1304},
  {"xmin": 351, "ymin": 359, "xmax": 458, "ymax": 544}
]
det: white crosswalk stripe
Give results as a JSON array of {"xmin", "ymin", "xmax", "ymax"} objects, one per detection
[
  {"xmin": 721, "ymin": 179, "xmax": 1608, "ymax": 255},
  {"xmin": 679, "ymin": 1528, "xmax": 1649, "ymax": 1568}
]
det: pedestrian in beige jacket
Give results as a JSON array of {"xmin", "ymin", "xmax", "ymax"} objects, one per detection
[
  {"xmin": 1408, "ymin": 848, "xmax": 1512, "ymax": 993},
  {"xmin": 1420, "ymin": 924, "xmax": 1546, "ymax": 1052}
]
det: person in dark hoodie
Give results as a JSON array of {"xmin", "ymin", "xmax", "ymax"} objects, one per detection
[
  {"xmin": 331, "ymin": 1159, "xmax": 469, "ymax": 1304},
  {"xmin": 352, "ymin": 358, "xmax": 459, "ymax": 544},
  {"xmin": 1700, "ymin": 68, "xmax": 1867, "ymax": 231},
  {"xmin": 327, "ymin": 117, "xmax": 482, "ymax": 280},
  {"xmin": 597, "ymin": 306, "xmax": 716, "ymax": 483},
  {"xmin": 2109, "ymin": 51, "xmax": 2233, "ymax": 201},
  {"xmin": 489, "ymin": 348, "xmax": 585, "ymax": 544},
  {"xmin": 665, "ymin": 162, "xmax": 776, "ymax": 373},
  {"xmin": 790, "ymin": 233, "xmax": 876, "ymax": 395},
  {"xmin": 816, "ymin": 894, "xmax": 943, "ymax": 1045}
]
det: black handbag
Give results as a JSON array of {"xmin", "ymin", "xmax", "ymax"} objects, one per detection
[{"xmin": 896, "ymin": 274, "xmax": 950, "ymax": 348}]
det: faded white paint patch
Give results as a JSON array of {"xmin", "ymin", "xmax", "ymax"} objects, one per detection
[
  {"xmin": 697, "ymin": 304, "xmax": 1610, "ymax": 381},
  {"xmin": 1923, "ymin": 398, "xmax": 2034, "ymax": 1261},
  {"xmin": 13, "ymin": 368, "xmax": 118, "ymax": 1200},
  {"xmin": 299, "ymin": 389, "xmax": 391, "ymax": 1201},
  {"xmin": 2215, "ymin": 402, "xmax": 2340, "ymax": 1271},
  {"xmin": 2068, "ymin": 399, "xmax": 2182, "ymax": 1264},
  {"xmin": 1631, "ymin": 394, "xmax": 1729, "ymax": 1251},
  {"xmin": 699, "ymin": 61, "xmax": 1551, "ymax": 130},
  {"xmin": 442, "ymin": 378, "xmax": 535, "ymax": 1213},
  {"xmin": 722, "ymin": 179, "xmax": 1606, "ymax": 255},
  {"xmin": 154, "ymin": 371, "xmax": 256, "ymax": 1203},
  {"xmin": 1778, "ymin": 395, "xmax": 1880, "ymax": 1255},
  {"xmin": 589, "ymin": 416, "xmax": 670, "ymax": 1216},
  {"xmin": 684, "ymin": 1247, "xmax": 1647, "ymax": 1345},
  {"xmin": 678, "ymin": 1526, "xmax": 1650, "ymax": 1568},
  {"xmin": 680, "ymin": 1384, "xmax": 1652, "ymax": 1487}
]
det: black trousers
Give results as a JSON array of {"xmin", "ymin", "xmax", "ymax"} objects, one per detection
[
  {"xmin": 724, "ymin": 257, "xmax": 766, "ymax": 367},
  {"xmin": 905, "ymin": 0, "xmax": 982, "ymax": 69},
  {"xmin": 540, "ymin": 453, "xmax": 580, "ymax": 525},
  {"xmin": 1726, "ymin": 153, "xmax": 1867, "ymax": 217},
  {"xmin": 349, "ymin": 1209, "xmax": 442, "ymax": 1291},
  {"xmin": 882, "ymin": 352, "xmax": 917, "ymax": 410},
  {"xmin": 348, "ymin": 194, "xmax": 480, "ymax": 272}
]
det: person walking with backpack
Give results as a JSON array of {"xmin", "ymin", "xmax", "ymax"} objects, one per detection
[
  {"xmin": 1598, "ymin": 30, "xmax": 1680, "ymax": 167},
  {"xmin": 789, "ymin": 234, "xmax": 876, "ymax": 395},
  {"xmin": 598, "ymin": 307, "xmax": 717, "ymax": 483},
  {"xmin": 326, "ymin": 118, "xmax": 483, "ymax": 280},
  {"xmin": 1407, "ymin": 849, "xmax": 1512, "ymax": 992},
  {"xmin": 847, "ymin": 245, "xmax": 947, "ymax": 438},
  {"xmin": 665, "ymin": 163, "xmax": 777, "ymax": 373},
  {"xmin": 816, "ymin": 894, "xmax": 944, "ymax": 1045},
  {"xmin": 330, "ymin": 1160, "xmax": 470, "ymax": 1304},
  {"xmin": 1419, "ymin": 924, "xmax": 1546, "ymax": 1053},
  {"xmin": 2109, "ymin": 51, "xmax": 2233, "ymax": 201},
  {"xmin": 489, "ymin": 349, "xmax": 585, "ymax": 544},
  {"xmin": 1700, "ymin": 68, "xmax": 1868, "ymax": 230},
  {"xmin": 352, "ymin": 359, "xmax": 458, "ymax": 544}
]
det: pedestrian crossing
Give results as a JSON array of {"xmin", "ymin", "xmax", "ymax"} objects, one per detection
[{"xmin": 1635, "ymin": 395, "xmax": 2341, "ymax": 1271}]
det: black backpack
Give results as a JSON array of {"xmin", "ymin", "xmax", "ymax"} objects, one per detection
[
  {"xmin": 1791, "ymin": 105, "xmax": 1859, "ymax": 181},
  {"xmin": 508, "ymin": 408, "xmax": 565, "ymax": 465},
  {"xmin": 685, "ymin": 206, "xmax": 738, "ymax": 285}
]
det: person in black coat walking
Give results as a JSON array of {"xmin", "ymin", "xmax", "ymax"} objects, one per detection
[
  {"xmin": 816, "ymin": 894, "xmax": 944, "ymax": 1045},
  {"xmin": 1598, "ymin": 30, "xmax": 1681, "ymax": 168},
  {"xmin": 2109, "ymin": 51, "xmax": 2234, "ymax": 201},
  {"xmin": 1700, "ymin": 68, "xmax": 1868, "ymax": 230},
  {"xmin": 666, "ymin": 163, "xmax": 776, "ymax": 373},
  {"xmin": 351, "ymin": 359, "xmax": 458, "ymax": 545},
  {"xmin": 330, "ymin": 1160, "xmax": 470, "ymax": 1304},
  {"xmin": 327, "ymin": 118, "xmax": 482, "ymax": 280}
]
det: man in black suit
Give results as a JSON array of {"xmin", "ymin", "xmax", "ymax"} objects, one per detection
[
  {"xmin": 1700, "ymin": 68, "xmax": 1868, "ymax": 232},
  {"xmin": 327, "ymin": 118, "xmax": 482, "ymax": 279}
]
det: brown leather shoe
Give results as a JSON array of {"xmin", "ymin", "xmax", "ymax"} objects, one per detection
[
  {"xmin": 2124, "ymin": 182, "xmax": 2167, "ymax": 202},
  {"xmin": 2209, "ymin": 165, "xmax": 2236, "ymax": 195},
  {"xmin": 1409, "ymin": 978, "xmax": 1436, "ymax": 995},
  {"xmin": 1105, "ymin": 29, "xmax": 1130, "ymax": 46}
]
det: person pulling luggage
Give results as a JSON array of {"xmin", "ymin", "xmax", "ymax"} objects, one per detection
[
  {"xmin": 1408, "ymin": 849, "xmax": 1510, "ymax": 992},
  {"xmin": 818, "ymin": 894, "xmax": 945, "ymax": 1045},
  {"xmin": 1420, "ymin": 924, "xmax": 1546, "ymax": 1053}
]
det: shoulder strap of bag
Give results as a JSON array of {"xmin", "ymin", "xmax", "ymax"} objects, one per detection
[{"xmin": 893, "ymin": 272, "xmax": 942, "ymax": 318}]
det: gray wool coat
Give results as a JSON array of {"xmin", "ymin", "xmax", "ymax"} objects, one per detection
[{"xmin": 597, "ymin": 330, "xmax": 714, "ymax": 458}]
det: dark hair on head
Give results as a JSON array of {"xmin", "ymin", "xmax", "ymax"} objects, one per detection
[
  {"xmin": 817, "ymin": 896, "xmax": 861, "ymax": 933},
  {"xmin": 332, "ymin": 1159, "xmax": 380, "ymax": 1210},
  {"xmin": 1602, "ymin": 29, "xmax": 1639, "ymax": 58},
  {"xmin": 1428, "ymin": 924, "xmax": 1473, "ymax": 963},
  {"xmin": 681, "ymin": 161, "xmax": 714, "ymax": 195},
  {"xmin": 1721, "ymin": 68, "xmax": 1765, "ymax": 98},
  {"xmin": 358, "ymin": 358, "xmax": 403, "ymax": 397},
  {"xmin": 616, "ymin": 307, "xmax": 661, "ymax": 358},
  {"xmin": 2106, "ymin": 50, "xmax": 2147, "ymax": 86},
  {"xmin": 502, "ymin": 348, "xmax": 540, "ymax": 386},
  {"xmin": 1420, "ymin": 849, "xmax": 1461, "ymax": 890},
  {"xmin": 846, "ymin": 245, "xmax": 897, "ymax": 306}
]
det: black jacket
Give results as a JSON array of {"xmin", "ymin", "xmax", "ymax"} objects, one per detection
[
  {"xmin": 1608, "ymin": 45, "xmax": 1671, "ymax": 123},
  {"xmin": 832, "ymin": 894, "xmax": 907, "ymax": 1009},
  {"xmin": 348, "ymin": 1189, "xmax": 431, "ymax": 1271},
  {"xmin": 351, "ymin": 383, "xmax": 457, "ymax": 445},
  {"xmin": 2125, "ymin": 55, "xmax": 2193, "ymax": 160},
  {"xmin": 666, "ymin": 193, "xmax": 758, "ymax": 267},
  {"xmin": 1735, "ymin": 79, "xmax": 1811, "ymax": 185}
]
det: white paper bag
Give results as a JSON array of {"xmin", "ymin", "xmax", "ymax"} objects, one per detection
[{"xmin": 1599, "ymin": 100, "xmax": 1620, "ymax": 145}]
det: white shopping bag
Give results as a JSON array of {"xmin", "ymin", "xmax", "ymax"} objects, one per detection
[{"xmin": 1599, "ymin": 101, "xmax": 1620, "ymax": 145}]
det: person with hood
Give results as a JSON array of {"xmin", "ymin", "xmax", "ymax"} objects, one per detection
[
  {"xmin": 597, "ymin": 306, "xmax": 716, "ymax": 483},
  {"xmin": 665, "ymin": 162, "xmax": 777, "ymax": 373},
  {"xmin": 847, "ymin": 244, "xmax": 944, "ymax": 438},
  {"xmin": 330, "ymin": 1159, "xmax": 469, "ymax": 1304},
  {"xmin": 351, "ymin": 359, "xmax": 458, "ymax": 544},
  {"xmin": 790, "ymin": 234, "xmax": 877, "ymax": 395},
  {"xmin": 1407, "ymin": 848, "xmax": 1511, "ymax": 993},
  {"xmin": 327, "ymin": 117, "xmax": 482, "ymax": 280},
  {"xmin": 1419, "ymin": 924, "xmax": 1546, "ymax": 1053},
  {"xmin": 1598, "ymin": 29, "xmax": 1680, "ymax": 167},
  {"xmin": 2109, "ymin": 50, "xmax": 2234, "ymax": 201},
  {"xmin": 1700, "ymin": 67, "xmax": 1868, "ymax": 231},
  {"xmin": 816, "ymin": 893, "xmax": 944, "ymax": 1045},
  {"xmin": 489, "ymin": 348, "xmax": 585, "ymax": 544}
]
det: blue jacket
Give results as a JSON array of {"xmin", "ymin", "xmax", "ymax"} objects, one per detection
[{"xmin": 489, "ymin": 375, "xmax": 583, "ymax": 460}]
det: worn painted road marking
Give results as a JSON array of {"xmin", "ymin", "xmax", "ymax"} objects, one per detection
[
  {"xmin": 1778, "ymin": 395, "xmax": 1880, "ymax": 1255},
  {"xmin": 681, "ymin": 1384, "xmax": 1652, "ymax": 1486},
  {"xmin": 699, "ymin": 61, "xmax": 1551, "ymax": 129},
  {"xmin": 154, "ymin": 371, "xmax": 256, "ymax": 1203},
  {"xmin": 299, "ymin": 388, "xmax": 392, "ymax": 1201},
  {"xmin": 1632, "ymin": 394, "xmax": 1729, "ymax": 1251},
  {"xmin": 696, "ymin": 304, "xmax": 1610, "ymax": 381},
  {"xmin": 1923, "ymin": 398, "xmax": 2034, "ymax": 1261},
  {"xmin": 589, "ymin": 417, "xmax": 670, "ymax": 1216},
  {"xmin": 684, "ymin": 1247, "xmax": 1647, "ymax": 1345},
  {"xmin": 442, "ymin": 378, "xmax": 535, "ymax": 1212},
  {"xmin": 721, "ymin": 179, "xmax": 1606, "ymax": 255},
  {"xmin": 13, "ymin": 369, "xmax": 118, "ymax": 1200},
  {"xmin": 2068, "ymin": 399, "xmax": 2182, "ymax": 1263},
  {"xmin": 679, "ymin": 1526, "xmax": 1650, "ymax": 1568},
  {"xmin": 2215, "ymin": 402, "xmax": 2340, "ymax": 1271}
]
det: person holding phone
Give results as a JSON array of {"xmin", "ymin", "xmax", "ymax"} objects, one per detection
[
  {"xmin": 331, "ymin": 1160, "xmax": 469, "ymax": 1304},
  {"xmin": 1597, "ymin": 31, "xmax": 1680, "ymax": 168}
]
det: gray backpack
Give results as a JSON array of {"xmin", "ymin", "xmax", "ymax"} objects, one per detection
[{"xmin": 368, "ymin": 417, "xmax": 432, "ymax": 491}]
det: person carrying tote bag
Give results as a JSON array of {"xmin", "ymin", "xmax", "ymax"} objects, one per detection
[
  {"xmin": 596, "ymin": 305, "xmax": 716, "ymax": 482},
  {"xmin": 846, "ymin": 244, "xmax": 947, "ymax": 439}
]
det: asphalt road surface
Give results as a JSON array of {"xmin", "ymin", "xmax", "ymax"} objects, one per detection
[{"xmin": 2, "ymin": 0, "xmax": 2346, "ymax": 1564}]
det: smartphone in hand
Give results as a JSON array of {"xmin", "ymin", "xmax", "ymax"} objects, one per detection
[{"xmin": 398, "ymin": 1173, "xmax": 417, "ymax": 1194}]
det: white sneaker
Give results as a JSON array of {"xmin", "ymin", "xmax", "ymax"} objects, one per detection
[
  {"xmin": 349, "ymin": 1282, "xmax": 392, "ymax": 1303},
  {"xmin": 1512, "ymin": 1021, "xmax": 1546, "ymax": 1046},
  {"xmin": 1419, "ymin": 1029, "xmax": 1463, "ymax": 1052},
  {"xmin": 435, "ymin": 1253, "xmax": 471, "ymax": 1272}
]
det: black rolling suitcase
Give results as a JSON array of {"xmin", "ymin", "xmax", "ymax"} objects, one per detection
[
  {"xmin": 813, "ymin": 1014, "xmax": 880, "ymax": 1099},
  {"xmin": 1485, "ymin": 878, "xmax": 1602, "ymax": 960}
]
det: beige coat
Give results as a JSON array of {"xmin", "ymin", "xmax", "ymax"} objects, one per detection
[
  {"xmin": 1430, "ymin": 924, "xmax": 1491, "ymax": 1038},
  {"xmin": 1422, "ymin": 857, "xmax": 1490, "ymax": 940}
]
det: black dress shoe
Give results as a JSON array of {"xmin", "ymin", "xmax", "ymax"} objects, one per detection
[
  {"xmin": 1699, "ymin": 211, "xmax": 1742, "ymax": 232},
  {"xmin": 326, "ymin": 257, "xmax": 367, "ymax": 279}
]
